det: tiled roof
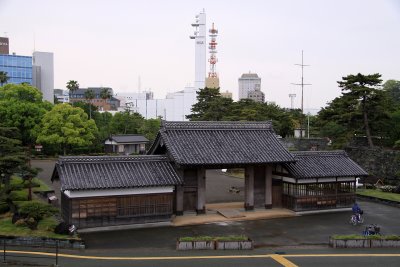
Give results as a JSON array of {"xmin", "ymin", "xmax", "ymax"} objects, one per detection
[
  {"xmin": 284, "ymin": 151, "xmax": 368, "ymax": 179},
  {"xmin": 109, "ymin": 135, "xmax": 149, "ymax": 143},
  {"xmin": 149, "ymin": 121, "xmax": 295, "ymax": 166},
  {"xmin": 55, "ymin": 155, "xmax": 182, "ymax": 191}
]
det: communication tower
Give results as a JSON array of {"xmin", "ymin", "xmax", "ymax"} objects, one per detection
[
  {"xmin": 208, "ymin": 23, "xmax": 218, "ymax": 78},
  {"xmin": 205, "ymin": 23, "xmax": 220, "ymax": 89}
]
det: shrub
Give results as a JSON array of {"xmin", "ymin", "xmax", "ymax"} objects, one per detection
[
  {"xmin": 394, "ymin": 185, "xmax": 400, "ymax": 194},
  {"xmin": 54, "ymin": 222, "xmax": 70, "ymax": 235},
  {"xmin": 9, "ymin": 183, "xmax": 24, "ymax": 191},
  {"xmin": 12, "ymin": 212, "xmax": 27, "ymax": 223},
  {"xmin": 9, "ymin": 190, "xmax": 28, "ymax": 201},
  {"xmin": 18, "ymin": 201, "xmax": 58, "ymax": 221},
  {"xmin": 0, "ymin": 202, "xmax": 10, "ymax": 214},
  {"xmin": 25, "ymin": 217, "xmax": 38, "ymax": 230},
  {"xmin": 365, "ymin": 184, "xmax": 376, "ymax": 189},
  {"xmin": 380, "ymin": 185, "xmax": 397, "ymax": 193},
  {"xmin": 14, "ymin": 219, "xmax": 27, "ymax": 227}
]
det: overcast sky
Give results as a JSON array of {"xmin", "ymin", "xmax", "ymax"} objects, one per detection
[{"xmin": 1, "ymin": 0, "xmax": 399, "ymax": 111}]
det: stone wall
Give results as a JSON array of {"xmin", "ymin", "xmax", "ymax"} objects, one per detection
[{"xmin": 345, "ymin": 147, "xmax": 400, "ymax": 185}]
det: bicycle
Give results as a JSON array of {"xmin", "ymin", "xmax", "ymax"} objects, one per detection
[{"xmin": 349, "ymin": 213, "xmax": 364, "ymax": 225}]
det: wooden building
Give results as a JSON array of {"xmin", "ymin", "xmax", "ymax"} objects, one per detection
[
  {"xmin": 149, "ymin": 121, "xmax": 296, "ymax": 214},
  {"xmin": 52, "ymin": 155, "xmax": 182, "ymax": 228},
  {"xmin": 274, "ymin": 151, "xmax": 368, "ymax": 211},
  {"xmin": 104, "ymin": 135, "xmax": 149, "ymax": 155},
  {"xmin": 54, "ymin": 121, "xmax": 368, "ymax": 229}
]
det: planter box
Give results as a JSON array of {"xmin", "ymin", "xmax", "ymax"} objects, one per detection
[
  {"xmin": 371, "ymin": 239, "xmax": 400, "ymax": 248},
  {"xmin": 176, "ymin": 241, "xmax": 215, "ymax": 250},
  {"xmin": 330, "ymin": 238, "xmax": 370, "ymax": 248},
  {"xmin": 330, "ymin": 237, "xmax": 400, "ymax": 248},
  {"xmin": 216, "ymin": 240, "xmax": 253, "ymax": 250}
]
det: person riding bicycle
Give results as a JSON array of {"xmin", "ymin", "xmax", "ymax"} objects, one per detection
[{"xmin": 352, "ymin": 202, "xmax": 363, "ymax": 222}]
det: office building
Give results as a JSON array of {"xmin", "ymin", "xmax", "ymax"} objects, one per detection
[
  {"xmin": 0, "ymin": 54, "xmax": 32, "ymax": 84},
  {"xmin": 33, "ymin": 51, "xmax": 54, "ymax": 103},
  {"xmin": 238, "ymin": 72, "xmax": 262, "ymax": 100}
]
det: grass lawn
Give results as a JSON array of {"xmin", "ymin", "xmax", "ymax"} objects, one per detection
[
  {"xmin": 357, "ymin": 189, "xmax": 400, "ymax": 202},
  {"xmin": 0, "ymin": 213, "xmax": 71, "ymax": 239}
]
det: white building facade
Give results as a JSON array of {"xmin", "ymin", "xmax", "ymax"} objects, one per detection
[
  {"xmin": 32, "ymin": 51, "xmax": 54, "ymax": 103},
  {"xmin": 238, "ymin": 72, "xmax": 262, "ymax": 101}
]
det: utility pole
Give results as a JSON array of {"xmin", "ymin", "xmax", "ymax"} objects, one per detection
[{"xmin": 291, "ymin": 50, "xmax": 311, "ymax": 138}]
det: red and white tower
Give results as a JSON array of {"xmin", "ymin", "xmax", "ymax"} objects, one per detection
[{"xmin": 205, "ymin": 23, "xmax": 220, "ymax": 89}]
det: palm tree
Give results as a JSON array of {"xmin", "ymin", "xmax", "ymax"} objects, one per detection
[
  {"xmin": 84, "ymin": 89, "xmax": 95, "ymax": 119},
  {"xmin": 66, "ymin": 80, "xmax": 79, "ymax": 98},
  {"xmin": 100, "ymin": 88, "xmax": 112, "ymax": 110},
  {"xmin": 0, "ymin": 71, "xmax": 9, "ymax": 86}
]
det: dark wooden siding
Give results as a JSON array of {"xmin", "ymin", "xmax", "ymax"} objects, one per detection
[
  {"xmin": 67, "ymin": 193, "xmax": 173, "ymax": 228},
  {"xmin": 282, "ymin": 181, "xmax": 355, "ymax": 211}
]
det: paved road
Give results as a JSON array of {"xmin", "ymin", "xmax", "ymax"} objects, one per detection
[{"xmin": 5, "ymin": 248, "xmax": 400, "ymax": 267}]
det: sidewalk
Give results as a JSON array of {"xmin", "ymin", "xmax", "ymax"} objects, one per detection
[{"xmin": 172, "ymin": 202, "xmax": 296, "ymax": 226}]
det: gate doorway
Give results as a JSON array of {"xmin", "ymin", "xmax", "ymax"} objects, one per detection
[{"xmin": 205, "ymin": 169, "xmax": 245, "ymax": 204}]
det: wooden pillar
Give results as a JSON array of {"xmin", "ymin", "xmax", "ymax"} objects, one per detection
[
  {"xmin": 196, "ymin": 168, "xmax": 206, "ymax": 214},
  {"xmin": 175, "ymin": 185, "xmax": 184, "ymax": 216},
  {"xmin": 265, "ymin": 164, "xmax": 273, "ymax": 209},
  {"xmin": 244, "ymin": 166, "xmax": 254, "ymax": 210}
]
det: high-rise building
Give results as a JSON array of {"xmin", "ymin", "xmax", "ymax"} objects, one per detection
[
  {"xmin": 190, "ymin": 10, "xmax": 206, "ymax": 90},
  {"xmin": 0, "ymin": 54, "xmax": 33, "ymax": 84},
  {"xmin": 0, "ymin": 37, "xmax": 9, "ymax": 54},
  {"xmin": 238, "ymin": 72, "xmax": 262, "ymax": 100},
  {"xmin": 0, "ymin": 37, "xmax": 54, "ymax": 103},
  {"xmin": 32, "ymin": 51, "xmax": 54, "ymax": 103}
]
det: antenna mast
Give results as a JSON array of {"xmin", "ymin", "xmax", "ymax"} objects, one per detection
[{"xmin": 291, "ymin": 50, "xmax": 311, "ymax": 114}]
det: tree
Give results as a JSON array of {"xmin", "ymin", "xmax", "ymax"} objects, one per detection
[
  {"xmin": 18, "ymin": 165, "xmax": 39, "ymax": 201},
  {"xmin": 0, "ymin": 71, "xmax": 9, "ymax": 86},
  {"xmin": 66, "ymin": 80, "xmax": 79, "ymax": 95},
  {"xmin": 100, "ymin": 88, "xmax": 112, "ymax": 107},
  {"xmin": 84, "ymin": 89, "xmax": 95, "ymax": 119},
  {"xmin": 337, "ymin": 73, "xmax": 382, "ymax": 147},
  {"xmin": 186, "ymin": 87, "xmax": 222, "ymax": 120},
  {"xmin": 382, "ymin": 80, "xmax": 400, "ymax": 109},
  {"xmin": 110, "ymin": 110, "xmax": 144, "ymax": 134},
  {"xmin": 138, "ymin": 118, "xmax": 161, "ymax": 144},
  {"xmin": 0, "ymin": 126, "xmax": 25, "ymax": 189},
  {"xmin": 0, "ymin": 84, "xmax": 52, "ymax": 146},
  {"xmin": 36, "ymin": 104, "xmax": 98, "ymax": 155}
]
